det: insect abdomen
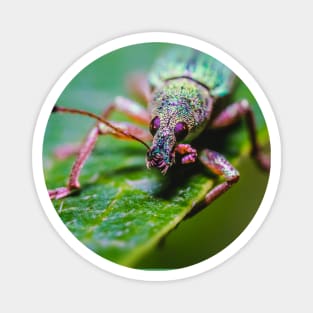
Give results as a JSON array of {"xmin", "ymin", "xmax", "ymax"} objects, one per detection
[{"xmin": 149, "ymin": 47, "xmax": 235, "ymax": 98}]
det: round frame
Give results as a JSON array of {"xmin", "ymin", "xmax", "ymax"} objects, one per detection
[{"xmin": 32, "ymin": 32, "xmax": 281, "ymax": 281}]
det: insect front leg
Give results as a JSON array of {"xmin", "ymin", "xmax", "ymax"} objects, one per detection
[
  {"xmin": 49, "ymin": 121, "xmax": 151, "ymax": 200},
  {"xmin": 211, "ymin": 100, "xmax": 270, "ymax": 171},
  {"xmin": 48, "ymin": 126, "xmax": 99, "ymax": 199},
  {"xmin": 197, "ymin": 149, "xmax": 239, "ymax": 207},
  {"xmin": 49, "ymin": 94, "xmax": 153, "ymax": 199}
]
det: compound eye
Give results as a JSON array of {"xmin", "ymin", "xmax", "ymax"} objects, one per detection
[
  {"xmin": 149, "ymin": 116, "xmax": 160, "ymax": 136},
  {"xmin": 174, "ymin": 122, "xmax": 188, "ymax": 141}
]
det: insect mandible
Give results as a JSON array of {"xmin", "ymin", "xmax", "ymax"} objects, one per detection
[{"xmin": 49, "ymin": 47, "xmax": 270, "ymax": 211}]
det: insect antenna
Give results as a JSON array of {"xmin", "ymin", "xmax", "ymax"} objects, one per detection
[{"xmin": 52, "ymin": 106, "xmax": 150, "ymax": 149}]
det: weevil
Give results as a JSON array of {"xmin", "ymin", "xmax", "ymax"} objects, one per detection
[{"xmin": 48, "ymin": 47, "xmax": 270, "ymax": 210}]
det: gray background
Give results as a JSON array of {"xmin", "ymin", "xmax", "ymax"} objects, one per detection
[{"xmin": 1, "ymin": 1, "xmax": 312, "ymax": 312}]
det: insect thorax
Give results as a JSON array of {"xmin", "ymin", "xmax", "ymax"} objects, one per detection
[{"xmin": 150, "ymin": 78, "xmax": 213, "ymax": 141}]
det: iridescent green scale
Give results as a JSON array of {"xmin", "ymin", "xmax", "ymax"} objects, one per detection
[{"xmin": 149, "ymin": 47, "xmax": 235, "ymax": 98}]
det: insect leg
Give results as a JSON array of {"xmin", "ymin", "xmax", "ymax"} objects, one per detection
[
  {"xmin": 102, "ymin": 96, "xmax": 150, "ymax": 125},
  {"xmin": 211, "ymin": 99, "xmax": 270, "ymax": 171},
  {"xmin": 49, "ymin": 121, "xmax": 151, "ymax": 200},
  {"xmin": 175, "ymin": 144, "xmax": 197, "ymax": 164},
  {"xmin": 49, "ymin": 126, "xmax": 99, "ymax": 199},
  {"xmin": 192, "ymin": 149, "xmax": 240, "ymax": 211}
]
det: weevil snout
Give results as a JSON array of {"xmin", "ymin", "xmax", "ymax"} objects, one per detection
[{"xmin": 146, "ymin": 146, "xmax": 175, "ymax": 175}]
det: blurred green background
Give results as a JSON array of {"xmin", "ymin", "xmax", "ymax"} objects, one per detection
[{"xmin": 43, "ymin": 43, "xmax": 270, "ymax": 269}]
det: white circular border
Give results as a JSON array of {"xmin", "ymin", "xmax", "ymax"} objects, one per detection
[{"xmin": 32, "ymin": 32, "xmax": 281, "ymax": 281}]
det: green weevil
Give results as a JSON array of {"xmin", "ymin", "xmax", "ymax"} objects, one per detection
[{"xmin": 49, "ymin": 47, "xmax": 270, "ymax": 210}]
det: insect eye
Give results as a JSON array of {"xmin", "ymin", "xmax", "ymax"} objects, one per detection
[
  {"xmin": 174, "ymin": 122, "xmax": 188, "ymax": 141},
  {"xmin": 149, "ymin": 116, "xmax": 160, "ymax": 136}
]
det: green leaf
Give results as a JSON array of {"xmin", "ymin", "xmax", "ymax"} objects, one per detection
[{"xmin": 43, "ymin": 43, "xmax": 270, "ymax": 268}]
